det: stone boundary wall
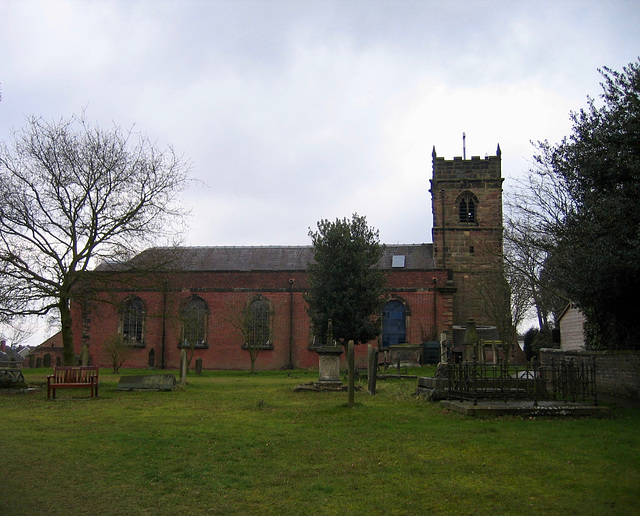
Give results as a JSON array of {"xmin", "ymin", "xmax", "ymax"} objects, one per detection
[{"xmin": 539, "ymin": 348, "xmax": 640, "ymax": 400}]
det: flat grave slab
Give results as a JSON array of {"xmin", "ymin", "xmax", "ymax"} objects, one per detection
[
  {"xmin": 117, "ymin": 374, "xmax": 177, "ymax": 391},
  {"xmin": 440, "ymin": 399, "xmax": 610, "ymax": 417}
]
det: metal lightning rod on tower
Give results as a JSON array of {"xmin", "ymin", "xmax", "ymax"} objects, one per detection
[{"xmin": 463, "ymin": 132, "xmax": 466, "ymax": 160}]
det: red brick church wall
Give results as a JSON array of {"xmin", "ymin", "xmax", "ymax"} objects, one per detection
[{"xmin": 72, "ymin": 268, "xmax": 451, "ymax": 371}]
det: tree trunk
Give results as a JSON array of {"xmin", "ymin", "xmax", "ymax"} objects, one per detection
[
  {"xmin": 250, "ymin": 350, "xmax": 257, "ymax": 374},
  {"xmin": 59, "ymin": 298, "xmax": 75, "ymax": 366}
]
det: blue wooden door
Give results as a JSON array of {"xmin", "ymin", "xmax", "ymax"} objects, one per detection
[{"xmin": 382, "ymin": 300, "xmax": 406, "ymax": 348}]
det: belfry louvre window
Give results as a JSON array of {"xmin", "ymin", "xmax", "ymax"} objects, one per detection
[
  {"xmin": 122, "ymin": 297, "xmax": 145, "ymax": 346},
  {"xmin": 181, "ymin": 297, "xmax": 208, "ymax": 348},
  {"xmin": 459, "ymin": 193, "xmax": 476, "ymax": 223}
]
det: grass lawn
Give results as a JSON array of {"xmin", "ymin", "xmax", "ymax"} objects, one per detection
[{"xmin": 1, "ymin": 367, "xmax": 639, "ymax": 515}]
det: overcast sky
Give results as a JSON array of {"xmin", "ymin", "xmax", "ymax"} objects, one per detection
[
  {"xmin": 1, "ymin": 1, "xmax": 639, "ymax": 342},
  {"xmin": 3, "ymin": 0, "xmax": 639, "ymax": 249}
]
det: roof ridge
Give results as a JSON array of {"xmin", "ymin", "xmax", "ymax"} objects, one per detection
[
  {"xmin": 148, "ymin": 243, "xmax": 432, "ymax": 250},
  {"xmin": 150, "ymin": 245, "xmax": 313, "ymax": 250}
]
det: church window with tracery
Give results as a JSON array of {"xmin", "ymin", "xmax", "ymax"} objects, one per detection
[
  {"xmin": 122, "ymin": 297, "xmax": 145, "ymax": 346},
  {"xmin": 244, "ymin": 297, "xmax": 272, "ymax": 349},
  {"xmin": 181, "ymin": 297, "xmax": 208, "ymax": 348}
]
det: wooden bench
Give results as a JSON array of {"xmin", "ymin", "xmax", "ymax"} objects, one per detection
[{"xmin": 47, "ymin": 366, "xmax": 99, "ymax": 399}]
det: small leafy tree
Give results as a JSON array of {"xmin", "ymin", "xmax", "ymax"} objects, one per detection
[
  {"xmin": 305, "ymin": 213, "xmax": 387, "ymax": 346},
  {"xmin": 104, "ymin": 333, "xmax": 133, "ymax": 373}
]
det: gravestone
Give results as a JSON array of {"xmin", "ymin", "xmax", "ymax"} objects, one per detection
[
  {"xmin": 179, "ymin": 349, "xmax": 187, "ymax": 386},
  {"xmin": 116, "ymin": 375, "xmax": 177, "ymax": 391},
  {"xmin": 348, "ymin": 340, "xmax": 355, "ymax": 408},
  {"xmin": 317, "ymin": 351, "xmax": 342, "ymax": 383},
  {"xmin": 80, "ymin": 345, "xmax": 89, "ymax": 366},
  {"xmin": 195, "ymin": 356, "xmax": 203, "ymax": 375},
  {"xmin": 367, "ymin": 344, "xmax": 378, "ymax": 395},
  {"xmin": 462, "ymin": 318, "xmax": 480, "ymax": 363},
  {"xmin": 148, "ymin": 348, "xmax": 155, "ymax": 368}
]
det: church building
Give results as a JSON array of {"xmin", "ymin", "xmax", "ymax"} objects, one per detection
[{"xmin": 71, "ymin": 147, "xmax": 504, "ymax": 370}]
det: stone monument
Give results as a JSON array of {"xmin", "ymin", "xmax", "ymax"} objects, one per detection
[
  {"xmin": 80, "ymin": 345, "xmax": 90, "ymax": 366},
  {"xmin": 315, "ymin": 320, "xmax": 344, "ymax": 388},
  {"xmin": 294, "ymin": 319, "xmax": 346, "ymax": 392},
  {"xmin": 462, "ymin": 318, "xmax": 480, "ymax": 363}
]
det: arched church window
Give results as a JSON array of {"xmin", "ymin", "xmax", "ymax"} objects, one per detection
[
  {"xmin": 244, "ymin": 297, "xmax": 272, "ymax": 349},
  {"xmin": 181, "ymin": 297, "xmax": 208, "ymax": 349},
  {"xmin": 122, "ymin": 297, "xmax": 145, "ymax": 346},
  {"xmin": 458, "ymin": 192, "xmax": 477, "ymax": 223}
]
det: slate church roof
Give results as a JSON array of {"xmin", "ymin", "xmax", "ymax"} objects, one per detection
[{"xmin": 98, "ymin": 244, "xmax": 435, "ymax": 272}]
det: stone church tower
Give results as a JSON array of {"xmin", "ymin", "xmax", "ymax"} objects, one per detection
[{"xmin": 430, "ymin": 145, "xmax": 504, "ymax": 327}]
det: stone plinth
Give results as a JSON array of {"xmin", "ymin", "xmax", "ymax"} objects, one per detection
[
  {"xmin": 294, "ymin": 345, "xmax": 345, "ymax": 392},
  {"xmin": 316, "ymin": 346, "xmax": 343, "ymax": 385}
]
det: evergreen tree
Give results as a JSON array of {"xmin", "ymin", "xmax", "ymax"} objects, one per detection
[
  {"xmin": 534, "ymin": 60, "xmax": 640, "ymax": 349},
  {"xmin": 305, "ymin": 214, "xmax": 387, "ymax": 346}
]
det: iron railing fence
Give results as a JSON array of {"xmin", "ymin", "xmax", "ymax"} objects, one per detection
[
  {"xmin": 545, "ymin": 357, "xmax": 598, "ymax": 405},
  {"xmin": 444, "ymin": 358, "xmax": 597, "ymax": 406}
]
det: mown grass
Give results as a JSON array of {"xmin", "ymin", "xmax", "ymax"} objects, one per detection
[{"xmin": 1, "ymin": 367, "xmax": 639, "ymax": 515}]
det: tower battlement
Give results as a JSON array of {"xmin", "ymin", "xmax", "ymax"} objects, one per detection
[{"xmin": 431, "ymin": 145, "xmax": 502, "ymax": 181}]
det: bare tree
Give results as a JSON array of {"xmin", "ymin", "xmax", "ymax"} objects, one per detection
[
  {"xmin": 104, "ymin": 333, "xmax": 134, "ymax": 373},
  {"xmin": 474, "ymin": 270, "xmax": 515, "ymax": 364},
  {"xmin": 504, "ymin": 169, "xmax": 571, "ymax": 330},
  {"xmin": 225, "ymin": 295, "xmax": 272, "ymax": 374},
  {"xmin": 474, "ymin": 222, "xmax": 538, "ymax": 363},
  {"xmin": 0, "ymin": 319, "xmax": 35, "ymax": 348},
  {"xmin": 0, "ymin": 113, "xmax": 191, "ymax": 364}
]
